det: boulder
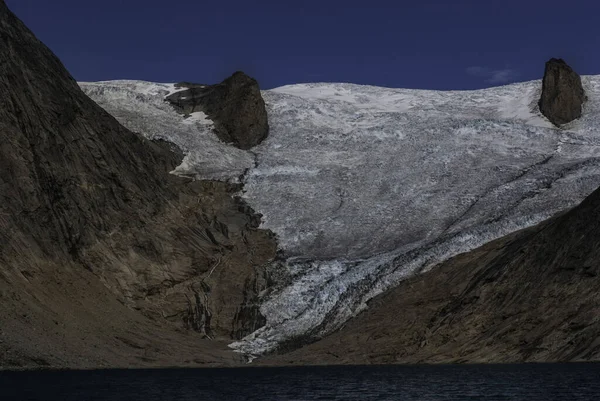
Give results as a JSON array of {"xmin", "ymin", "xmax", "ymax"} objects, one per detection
[
  {"xmin": 166, "ymin": 72, "xmax": 269, "ymax": 150},
  {"xmin": 538, "ymin": 58, "xmax": 586, "ymax": 126}
]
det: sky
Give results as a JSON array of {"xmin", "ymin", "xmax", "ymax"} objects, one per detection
[{"xmin": 6, "ymin": 0, "xmax": 600, "ymax": 90}]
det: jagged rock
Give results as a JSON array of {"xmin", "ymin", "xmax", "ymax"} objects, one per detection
[
  {"xmin": 0, "ymin": 0, "xmax": 276, "ymax": 369},
  {"xmin": 166, "ymin": 71, "xmax": 269, "ymax": 149},
  {"xmin": 538, "ymin": 58, "xmax": 586, "ymax": 126}
]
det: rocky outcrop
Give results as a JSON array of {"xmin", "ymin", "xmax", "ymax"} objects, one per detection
[
  {"xmin": 538, "ymin": 58, "xmax": 586, "ymax": 126},
  {"xmin": 260, "ymin": 181, "xmax": 600, "ymax": 365},
  {"xmin": 0, "ymin": 0, "xmax": 276, "ymax": 369},
  {"xmin": 166, "ymin": 72, "xmax": 269, "ymax": 149}
]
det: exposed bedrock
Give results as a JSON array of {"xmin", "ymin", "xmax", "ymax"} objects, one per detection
[
  {"xmin": 166, "ymin": 72, "xmax": 269, "ymax": 150},
  {"xmin": 538, "ymin": 58, "xmax": 586, "ymax": 126}
]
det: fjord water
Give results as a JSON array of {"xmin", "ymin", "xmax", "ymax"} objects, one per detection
[{"xmin": 2, "ymin": 364, "xmax": 599, "ymax": 400}]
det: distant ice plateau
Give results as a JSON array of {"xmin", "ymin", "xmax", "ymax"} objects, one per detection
[{"xmin": 81, "ymin": 77, "xmax": 600, "ymax": 357}]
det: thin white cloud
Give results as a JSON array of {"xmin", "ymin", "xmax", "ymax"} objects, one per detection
[
  {"xmin": 466, "ymin": 66, "xmax": 520, "ymax": 84},
  {"xmin": 466, "ymin": 66, "xmax": 488, "ymax": 76}
]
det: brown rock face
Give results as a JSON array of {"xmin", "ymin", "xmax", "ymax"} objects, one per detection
[
  {"xmin": 166, "ymin": 72, "xmax": 269, "ymax": 150},
  {"xmin": 538, "ymin": 58, "xmax": 586, "ymax": 126},
  {"xmin": 0, "ymin": 0, "xmax": 276, "ymax": 369}
]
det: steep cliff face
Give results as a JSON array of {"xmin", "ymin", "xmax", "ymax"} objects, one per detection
[
  {"xmin": 261, "ymin": 181, "xmax": 600, "ymax": 365},
  {"xmin": 538, "ymin": 58, "xmax": 586, "ymax": 126},
  {"xmin": 0, "ymin": 0, "xmax": 276, "ymax": 368},
  {"xmin": 166, "ymin": 72, "xmax": 269, "ymax": 149}
]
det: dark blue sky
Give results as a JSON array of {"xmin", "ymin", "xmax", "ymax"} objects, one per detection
[{"xmin": 6, "ymin": 0, "xmax": 600, "ymax": 90}]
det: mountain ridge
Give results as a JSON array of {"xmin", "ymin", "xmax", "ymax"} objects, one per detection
[{"xmin": 0, "ymin": 0, "xmax": 276, "ymax": 369}]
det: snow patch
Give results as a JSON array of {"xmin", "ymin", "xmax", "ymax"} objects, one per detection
[{"xmin": 182, "ymin": 111, "xmax": 213, "ymax": 126}]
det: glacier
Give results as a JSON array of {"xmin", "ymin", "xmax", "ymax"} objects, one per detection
[{"xmin": 80, "ymin": 76, "xmax": 600, "ymax": 358}]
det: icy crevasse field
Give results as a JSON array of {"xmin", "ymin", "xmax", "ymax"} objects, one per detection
[{"xmin": 81, "ymin": 77, "xmax": 600, "ymax": 357}]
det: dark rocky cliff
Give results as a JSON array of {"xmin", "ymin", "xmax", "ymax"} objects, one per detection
[
  {"xmin": 0, "ymin": 0, "xmax": 276, "ymax": 369},
  {"xmin": 166, "ymin": 72, "xmax": 269, "ymax": 149},
  {"xmin": 538, "ymin": 58, "xmax": 586, "ymax": 126}
]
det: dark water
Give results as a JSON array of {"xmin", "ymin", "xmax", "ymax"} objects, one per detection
[{"xmin": 2, "ymin": 363, "xmax": 600, "ymax": 401}]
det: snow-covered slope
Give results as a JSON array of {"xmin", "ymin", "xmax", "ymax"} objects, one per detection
[
  {"xmin": 82, "ymin": 80, "xmax": 255, "ymax": 181},
  {"xmin": 80, "ymin": 77, "xmax": 600, "ymax": 358}
]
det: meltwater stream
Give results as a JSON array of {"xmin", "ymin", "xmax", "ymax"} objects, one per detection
[{"xmin": 3, "ymin": 364, "xmax": 600, "ymax": 400}]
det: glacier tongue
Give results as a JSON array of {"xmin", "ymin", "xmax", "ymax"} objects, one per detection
[
  {"xmin": 81, "ymin": 77, "xmax": 600, "ymax": 357},
  {"xmin": 229, "ymin": 212, "xmax": 553, "ymax": 357}
]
